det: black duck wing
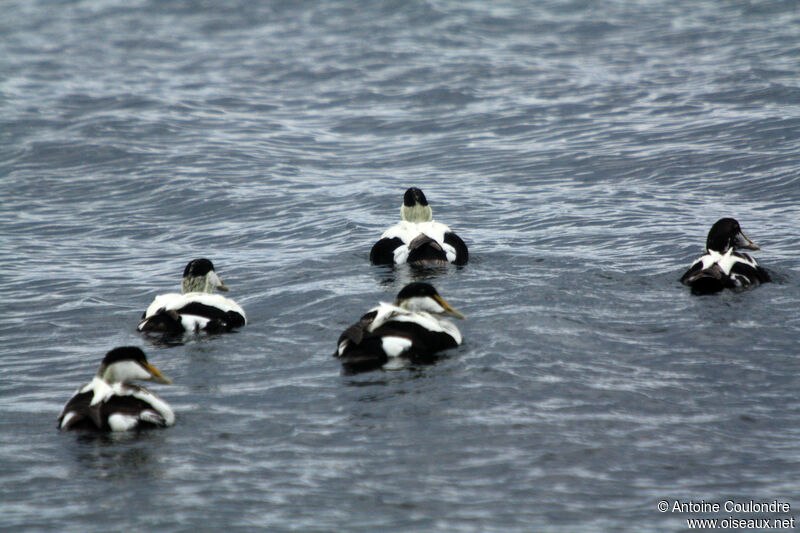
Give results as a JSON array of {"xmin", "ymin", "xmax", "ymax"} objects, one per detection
[
  {"xmin": 371, "ymin": 320, "xmax": 460, "ymax": 363},
  {"xmin": 443, "ymin": 232, "xmax": 469, "ymax": 265},
  {"xmin": 730, "ymin": 258, "xmax": 771, "ymax": 285},
  {"xmin": 58, "ymin": 390, "xmax": 104, "ymax": 430},
  {"xmin": 370, "ymin": 237, "xmax": 404, "ymax": 265},
  {"xmin": 102, "ymin": 390, "xmax": 170, "ymax": 429},
  {"xmin": 335, "ymin": 310, "xmax": 378, "ymax": 356},
  {"xmin": 176, "ymin": 301, "xmax": 245, "ymax": 329},
  {"xmin": 679, "ymin": 260, "xmax": 704, "ymax": 285}
]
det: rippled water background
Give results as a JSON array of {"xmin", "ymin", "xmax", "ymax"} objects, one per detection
[{"xmin": 3, "ymin": 1, "xmax": 800, "ymax": 531}]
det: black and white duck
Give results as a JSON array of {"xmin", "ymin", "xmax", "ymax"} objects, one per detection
[
  {"xmin": 680, "ymin": 218, "xmax": 770, "ymax": 294},
  {"xmin": 370, "ymin": 188, "xmax": 468, "ymax": 266},
  {"xmin": 334, "ymin": 282, "xmax": 465, "ymax": 373},
  {"xmin": 58, "ymin": 346, "xmax": 174, "ymax": 432},
  {"xmin": 138, "ymin": 258, "xmax": 246, "ymax": 335}
]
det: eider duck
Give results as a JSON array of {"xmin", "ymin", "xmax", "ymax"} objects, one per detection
[
  {"xmin": 370, "ymin": 188, "xmax": 468, "ymax": 266},
  {"xmin": 138, "ymin": 258, "xmax": 246, "ymax": 335},
  {"xmin": 58, "ymin": 346, "xmax": 174, "ymax": 432},
  {"xmin": 680, "ymin": 218, "xmax": 771, "ymax": 294},
  {"xmin": 334, "ymin": 282, "xmax": 465, "ymax": 373}
]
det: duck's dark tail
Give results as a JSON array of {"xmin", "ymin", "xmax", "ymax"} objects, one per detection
[
  {"xmin": 407, "ymin": 234, "xmax": 448, "ymax": 264},
  {"xmin": 138, "ymin": 309, "xmax": 186, "ymax": 335},
  {"xmin": 680, "ymin": 265, "xmax": 728, "ymax": 294}
]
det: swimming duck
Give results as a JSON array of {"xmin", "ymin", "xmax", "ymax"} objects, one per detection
[
  {"xmin": 370, "ymin": 188, "xmax": 468, "ymax": 265},
  {"xmin": 138, "ymin": 258, "xmax": 246, "ymax": 335},
  {"xmin": 680, "ymin": 218, "xmax": 770, "ymax": 294},
  {"xmin": 334, "ymin": 282, "xmax": 465, "ymax": 373},
  {"xmin": 58, "ymin": 346, "xmax": 174, "ymax": 432}
]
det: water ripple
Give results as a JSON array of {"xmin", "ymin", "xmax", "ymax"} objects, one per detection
[{"xmin": 3, "ymin": 0, "xmax": 800, "ymax": 531}]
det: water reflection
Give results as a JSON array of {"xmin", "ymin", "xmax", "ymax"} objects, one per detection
[
  {"xmin": 337, "ymin": 354, "xmax": 453, "ymax": 377},
  {"xmin": 68, "ymin": 430, "xmax": 168, "ymax": 481},
  {"xmin": 138, "ymin": 329, "xmax": 238, "ymax": 348},
  {"xmin": 342, "ymin": 365, "xmax": 434, "ymax": 386},
  {"xmin": 374, "ymin": 263, "xmax": 464, "ymax": 288}
]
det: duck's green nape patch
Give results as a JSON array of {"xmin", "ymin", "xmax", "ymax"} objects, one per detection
[{"xmin": 401, "ymin": 203, "xmax": 433, "ymax": 223}]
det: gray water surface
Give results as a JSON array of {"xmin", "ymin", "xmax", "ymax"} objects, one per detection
[{"xmin": 2, "ymin": 1, "xmax": 800, "ymax": 531}]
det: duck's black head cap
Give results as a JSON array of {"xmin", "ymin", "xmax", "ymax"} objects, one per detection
[
  {"xmin": 396, "ymin": 281, "xmax": 439, "ymax": 300},
  {"xmin": 403, "ymin": 188, "xmax": 428, "ymax": 207},
  {"xmin": 706, "ymin": 218, "xmax": 741, "ymax": 252},
  {"xmin": 184, "ymin": 258, "xmax": 215, "ymax": 277},
  {"xmin": 102, "ymin": 346, "xmax": 148, "ymax": 366}
]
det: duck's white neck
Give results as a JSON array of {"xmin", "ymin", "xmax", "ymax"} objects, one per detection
[
  {"xmin": 98, "ymin": 360, "xmax": 152, "ymax": 384},
  {"xmin": 397, "ymin": 296, "xmax": 442, "ymax": 314}
]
